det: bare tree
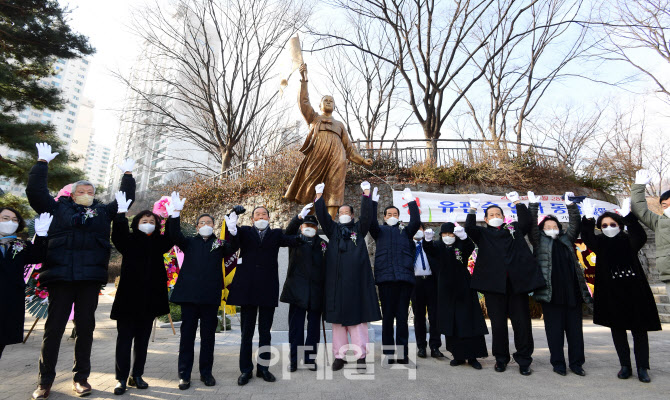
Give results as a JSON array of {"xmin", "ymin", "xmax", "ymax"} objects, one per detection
[
  {"xmin": 597, "ymin": 0, "xmax": 670, "ymax": 105},
  {"xmin": 644, "ymin": 134, "xmax": 670, "ymax": 196},
  {"xmin": 116, "ymin": 0, "xmax": 310, "ymax": 174},
  {"xmin": 311, "ymin": 0, "xmax": 550, "ymax": 160},
  {"xmin": 459, "ymin": 0, "xmax": 591, "ymax": 152}
]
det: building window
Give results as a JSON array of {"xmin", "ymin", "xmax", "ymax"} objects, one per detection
[
  {"xmin": 76, "ymin": 80, "xmax": 83, "ymax": 86},
  {"xmin": 74, "ymin": 88, "xmax": 80, "ymax": 93},
  {"xmin": 82, "ymin": 60, "xmax": 89, "ymax": 65},
  {"xmin": 70, "ymin": 104, "xmax": 77, "ymax": 109},
  {"xmin": 66, "ymin": 118, "xmax": 75, "ymax": 123},
  {"xmin": 68, "ymin": 111, "xmax": 76, "ymax": 116},
  {"xmin": 72, "ymin": 95, "xmax": 79, "ymax": 101},
  {"xmin": 65, "ymin": 126, "xmax": 72, "ymax": 131},
  {"xmin": 44, "ymin": 112, "xmax": 52, "ymax": 117},
  {"xmin": 63, "ymin": 133, "xmax": 71, "ymax": 138}
]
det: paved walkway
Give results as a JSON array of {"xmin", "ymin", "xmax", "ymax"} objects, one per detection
[{"xmin": 2, "ymin": 290, "xmax": 669, "ymax": 400}]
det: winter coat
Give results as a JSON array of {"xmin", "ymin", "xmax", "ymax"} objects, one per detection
[
  {"xmin": 529, "ymin": 203, "xmax": 592, "ymax": 304},
  {"xmin": 315, "ymin": 195, "xmax": 382, "ymax": 326},
  {"xmin": 465, "ymin": 203, "xmax": 545, "ymax": 294},
  {"xmin": 26, "ymin": 161, "xmax": 136, "ymax": 286},
  {"xmin": 279, "ymin": 216, "xmax": 327, "ymax": 311},
  {"xmin": 227, "ymin": 225, "xmax": 303, "ymax": 308},
  {"xmin": 110, "ymin": 214, "xmax": 175, "ymax": 320},
  {"xmin": 167, "ymin": 216, "xmax": 235, "ymax": 305},
  {"xmin": 423, "ymin": 237, "xmax": 488, "ymax": 338},
  {"xmin": 631, "ymin": 183, "xmax": 670, "ymax": 283},
  {"xmin": 580, "ymin": 214, "xmax": 661, "ymax": 331},
  {"xmin": 369, "ymin": 200, "xmax": 420, "ymax": 285},
  {"xmin": 0, "ymin": 237, "xmax": 48, "ymax": 345}
]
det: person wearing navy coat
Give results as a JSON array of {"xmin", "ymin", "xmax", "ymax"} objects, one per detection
[
  {"xmin": 225, "ymin": 206, "xmax": 303, "ymax": 386},
  {"xmin": 369, "ymin": 187, "xmax": 420, "ymax": 364}
]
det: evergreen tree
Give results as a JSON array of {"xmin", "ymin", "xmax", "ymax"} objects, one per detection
[{"xmin": 0, "ymin": 0, "xmax": 95, "ymax": 191}]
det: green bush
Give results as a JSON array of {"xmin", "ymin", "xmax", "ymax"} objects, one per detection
[{"xmin": 158, "ymin": 303, "xmax": 182, "ymax": 323}]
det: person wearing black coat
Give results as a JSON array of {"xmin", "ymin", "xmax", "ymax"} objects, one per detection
[
  {"xmin": 279, "ymin": 210, "xmax": 327, "ymax": 372},
  {"xmin": 465, "ymin": 191, "xmax": 545, "ymax": 376},
  {"xmin": 528, "ymin": 191, "xmax": 592, "ymax": 377},
  {"xmin": 0, "ymin": 209, "xmax": 51, "ymax": 360},
  {"xmin": 314, "ymin": 181, "xmax": 381, "ymax": 372},
  {"xmin": 110, "ymin": 208, "xmax": 175, "ymax": 395},
  {"xmin": 166, "ymin": 193, "xmax": 236, "ymax": 390},
  {"xmin": 410, "ymin": 224, "xmax": 443, "ymax": 359},
  {"xmin": 370, "ymin": 187, "xmax": 420, "ymax": 364},
  {"xmin": 580, "ymin": 199, "xmax": 661, "ymax": 383},
  {"xmin": 424, "ymin": 221, "xmax": 488, "ymax": 369},
  {"xmin": 28, "ymin": 143, "xmax": 136, "ymax": 400},
  {"xmin": 225, "ymin": 206, "xmax": 303, "ymax": 385}
]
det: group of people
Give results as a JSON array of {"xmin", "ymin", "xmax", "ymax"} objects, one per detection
[{"xmin": 0, "ymin": 142, "xmax": 667, "ymax": 400}]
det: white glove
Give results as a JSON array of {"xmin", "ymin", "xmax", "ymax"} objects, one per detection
[
  {"xmin": 446, "ymin": 212, "xmax": 457, "ymax": 223},
  {"xmin": 224, "ymin": 211, "xmax": 238, "ymax": 236},
  {"xmin": 424, "ymin": 229, "xmax": 434, "ymax": 242},
  {"xmin": 564, "ymin": 192, "xmax": 575, "ymax": 206},
  {"xmin": 469, "ymin": 198, "xmax": 480, "ymax": 210},
  {"xmin": 116, "ymin": 158, "xmax": 135, "ymax": 174},
  {"xmin": 527, "ymin": 191, "xmax": 538, "ymax": 204},
  {"xmin": 36, "ymin": 142, "xmax": 59, "ymax": 163},
  {"xmin": 299, "ymin": 203, "xmax": 313, "ymax": 219},
  {"xmin": 616, "ymin": 198, "xmax": 631, "ymax": 217},
  {"xmin": 34, "ymin": 213, "xmax": 53, "ymax": 237},
  {"xmin": 165, "ymin": 202, "xmax": 176, "ymax": 218},
  {"xmin": 506, "ymin": 191, "xmax": 520, "ymax": 203},
  {"xmin": 582, "ymin": 198, "xmax": 596, "ymax": 219},
  {"xmin": 115, "ymin": 191, "xmax": 132, "ymax": 213},
  {"xmin": 171, "ymin": 191, "xmax": 186, "ymax": 211},
  {"xmin": 454, "ymin": 226, "xmax": 468, "ymax": 240},
  {"xmin": 315, "ymin": 182, "xmax": 325, "ymax": 194},
  {"xmin": 635, "ymin": 169, "xmax": 652, "ymax": 185},
  {"xmin": 402, "ymin": 188, "xmax": 414, "ymax": 202},
  {"xmin": 361, "ymin": 181, "xmax": 371, "ymax": 192},
  {"xmin": 372, "ymin": 187, "xmax": 380, "ymax": 202}
]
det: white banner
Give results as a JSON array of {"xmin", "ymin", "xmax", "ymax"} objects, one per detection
[{"xmin": 391, "ymin": 191, "xmax": 619, "ymax": 223}]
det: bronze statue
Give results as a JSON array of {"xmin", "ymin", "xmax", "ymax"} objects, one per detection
[{"xmin": 285, "ymin": 64, "xmax": 373, "ymax": 218}]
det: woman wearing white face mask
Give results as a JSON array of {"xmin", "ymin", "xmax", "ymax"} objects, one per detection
[
  {"xmin": 581, "ymin": 199, "xmax": 661, "ymax": 383},
  {"xmin": 422, "ymin": 221, "xmax": 488, "ymax": 370},
  {"xmin": 527, "ymin": 192, "xmax": 592, "ymax": 377},
  {"xmin": 280, "ymin": 209, "xmax": 327, "ymax": 372},
  {"xmin": 0, "ymin": 209, "xmax": 51, "ymax": 361},
  {"xmin": 110, "ymin": 206, "xmax": 176, "ymax": 394}
]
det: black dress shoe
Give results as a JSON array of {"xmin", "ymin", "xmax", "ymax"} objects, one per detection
[
  {"xmin": 450, "ymin": 359, "xmax": 465, "ymax": 366},
  {"xmin": 307, "ymin": 363, "xmax": 317, "ymax": 371},
  {"xmin": 570, "ymin": 366, "xmax": 586, "ymax": 376},
  {"xmin": 237, "ymin": 372, "xmax": 252, "ymax": 386},
  {"xmin": 113, "ymin": 381, "xmax": 126, "ymax": 395},
  {"xmin": 357, "ymin": 357, "xmax": 367, "ymax": 372},
  {"xmin": 256, "ymin": 369, "xmax": 276, "ymax": 382},
  {"xmin": 519, "ymin": 366, "xmax": 532, "ymax": 376},
  {"xmin": 288, "ymin": 363, "xmax": 298, "ymax": 372},
  {"xmin": 128, "ymin": 376, "xmax": 148, "ymax": 389},
  {"xmin": 494, "ymin": 361, "xmax": 507, "ymax": 372},
  {"xmin": 468, "ymin": 359, "xmax": 482, "ymax": 370},
  {"xmin": 178, "ymin": 379, "xmax": 190, "ymax": 390},
  {"xmin": 553, "ymin": 367, "xmax": 567, "ymax": 376},
  {"xmin": 332, "ymin": 358, "xmax": 347, "ymax": 371},
  {"xmin": 617, "ymin": 366, "xmax": 632, "ymax": 379},
  {"xmin": 200, "ymin": 375, "xmax": 216, "ymax": 386},
  {"xmin": 637, "ymin": 368, "xmax": 651, "ymax": 383},
  {"xmin": 417, "ymin": 348, "xmax": 427, "ymax": 358},
  {"xmin": 430, "ymin": 348, "xmax": 445, "ymax": 358}
]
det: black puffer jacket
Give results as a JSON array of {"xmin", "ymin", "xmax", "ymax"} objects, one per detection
[{"xmin": 26, "ymin": 161, "xmax": 135, "ymax": 286}]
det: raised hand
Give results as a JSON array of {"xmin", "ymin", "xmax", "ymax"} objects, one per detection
[
  {"xmin": 34, "ymin": 213, "xmax": 53, "ymax": 237},
  {"xmin": 116, "ymin": 158, "xmax": 135, "ymax": 174},
  {"xmin": 224, "ymin": 211, "xmax": 238, "ymax": 236},
  {"xmin": 527, "ymin": 191, "xmax": 538, "ymax": 204},
  {"xmin": 454, "ymin": 225, "xmax": 468, "ymax": 240},
  {"xmin": 232, "ymin": 205, "xmax": 246, "ymax": 215},
  {"xmin": 616, "ymin": 198, "xmax": 631, "ymax": 217},
  {"xmin": 424, "ymin": 228, "xmax": 434, "ymax": 242},
  {"xmin": 299, "ymin": 203, "xmax": 313, "ymax": 219},
  {"xmin": 564, "ymin": 191, "xmax": 575, "ymax": 206},
  {"xmin": 36, "ymin": 142, "xmax": 59, "ymax": 163},
  {"xmin": 115, "ymin": 191, "xmax": 132, "ymax": 213},
  {"xmin": 361, "ymin": 181, "xmax": 371, "ymax": 192},
  {"xmin": 506, "ymin": 191, "xmax": 520, "ymax": 203},
  {"xmin": 402, "ymin": 188, "xmax": 414, "ymax": 202},
  {"xmin": 315, "ymin": 182, "xmax": 325, "ymax": 194},
  {"xmin": 469, "ymin": 198, "xmax": 480, "ymax": 210},
  {"xmin": 171, "ymin": 191, "xmax": 186, "ymax": 211},
  {"xmin": 372, "ymin": 187, "xmax": 380, "ymax": 202},
  {"xmin": 582, "ymin": 198, "xmax": 596, "ymax": 219},
  {"xmin": 635, "ymin": 169, "xmax": 652, "ymax": 185}
]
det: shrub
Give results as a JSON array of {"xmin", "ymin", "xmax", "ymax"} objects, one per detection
[{"xmin": 158, "ymin": 303, "xmax": 182, "ymax": 323}]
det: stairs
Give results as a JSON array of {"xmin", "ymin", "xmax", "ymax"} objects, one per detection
[{"xmin": 651, "ymin": 284, "xmax": 670, "ymax": 323}]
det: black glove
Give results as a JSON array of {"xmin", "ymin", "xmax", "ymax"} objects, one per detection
[{"xmin": 231, "ymin": 205, "xmax": 246, "ymax": 215}]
